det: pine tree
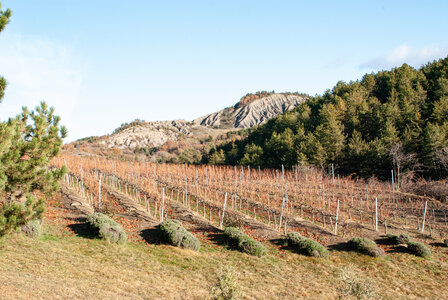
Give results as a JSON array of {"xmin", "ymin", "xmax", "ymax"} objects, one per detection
[
  {"xmin": 316, "ymin": 103, "xmax": 346, "ymax": 163},
  {"xmin": 0, "ymin": 3, "xmax": 67, "ymax": 235},
  {"xmin": 265, "ymin": 129, "xmax": 296, "ymax": 168},
  {"xmin": 239, "ymin": 143, "xmax": 263, "ymax": 167},
  {"xmin": 209, "ymin": 149, "xmax": 226, "ymax": 165},
  {"xmin": 0, "ymin": 3, "xmax": 11, "ymax": 101}
]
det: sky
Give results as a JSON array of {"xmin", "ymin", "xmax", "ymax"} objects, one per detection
[{"xmin": 0, "ymin": 1, "xmax": 447, "ymax": 142}]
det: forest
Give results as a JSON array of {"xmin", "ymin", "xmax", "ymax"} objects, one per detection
[{"xmin": 208, "ymin": 58, "xmax": 448, "ymax": 179}]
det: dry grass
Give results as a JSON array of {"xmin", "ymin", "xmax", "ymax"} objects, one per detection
[{"xmin": 1, "ymin": 221, "xmax": 448, "ymax": 300}]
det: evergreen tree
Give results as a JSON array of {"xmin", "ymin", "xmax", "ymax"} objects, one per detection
[
  {"xmin": 239, "ymin": 143, "xmax": 263, "ymax": 167},
  {"xmin": 265, "ymin": 129, "xmax": 296, "ymax": 168},
  {"xmin": 0, "ymin": 4, "xmax": 67, "ymax": 235},
  {"xmin": 315, "ymin": 103, "xmax": 346, "ymax": 163},
  {"xmin": 0, "ymin": 4, "xmax": 11, "ymax": 101},
  {"xmin": 209, "ymin": 149, "xmax": 226, "ymax": 165},
  {"xmin": 346, "ymin": 130, "xmax": 368, "ymax": 173}
]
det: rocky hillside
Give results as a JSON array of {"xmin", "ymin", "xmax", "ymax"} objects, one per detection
[
  {"xmin": 98, "ymin": 120, "xmax": 217, "ymax": 150},
  {"xmin": 193, "ymin": 94, "xmax": 307, "ymax": 129}
]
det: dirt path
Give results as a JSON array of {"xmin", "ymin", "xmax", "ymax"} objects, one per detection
[{"xmin": 104, "ymin": 186, "xmax": 159, "ymax": 228}]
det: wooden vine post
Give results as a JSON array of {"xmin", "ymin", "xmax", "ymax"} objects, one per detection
[
  {"xmin": 98, "ymin": 175, "xmax": 102, "ymax": 209},
  {"xmin": 374, "ymin": 197, "xmax": 378, "ymax": 231},
  {"xmin": 421, "ymin": 200, "xmax": 427, "ymax": 233},
  {"xmin": 161, "ymin": 188, "xmax": 165, "ymax": 222},
  {"xmin": 220, "ymin": 192, "xmax": 228, "ymax": 229},
  {"xmin": 334, "ymin": 199, "xmax": 339, "ymax": 235}
]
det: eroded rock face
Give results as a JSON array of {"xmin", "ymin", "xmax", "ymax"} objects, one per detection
[
  {"xmin": 99, "ymin": 120, "xmax": 200, "ymax": 149},
  {"xmin": 193, "ymin": 94, "xmax": 307, "ymax": 129}
]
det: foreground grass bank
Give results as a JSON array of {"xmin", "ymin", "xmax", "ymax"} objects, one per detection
[{"xmin": 0, "ymin": 223, "xmax": 447, "ymax": 299}]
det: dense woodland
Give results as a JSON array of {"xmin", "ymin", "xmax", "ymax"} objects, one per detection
[{"xmin": 208, "ymin": 58, "xmax": 448, "ymax": 179}]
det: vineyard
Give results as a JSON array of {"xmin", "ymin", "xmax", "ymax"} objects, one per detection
[{"xmin": 52, "ymin": 154, "xmax": 448, "ymax": 245}]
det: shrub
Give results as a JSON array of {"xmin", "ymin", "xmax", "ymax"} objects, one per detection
[
  {"xmin": 209, "ymin": 266, "xmax": 242, "ymax": 300},
  {"xmin": 408, "ymin": 241, "xmax": 431, "ymax": 258},
  {"xmin": 396, "ymin": 234, "xmax": 411, "ymax": 245},
  {"xmin": 385, "ymin": 233, "xmax": 410, "ymax": 245},
  {"xmin": 348, "ymin": 237, "xmax": 385, "ymax": 257},
  {"xmin": 159, "ymin": 220, "xmax": 200, "ymax": 251},
  {"xmin": 239, "ymin": 238, "xmax": 266, "ymax": 257},
  {"xmin": 223, "ymin": 227, "xmax": 266, "ymax": 257},
  {"xmin": 286, "ymin": 232, "xmax": 302, "ymax": 244},
  {"xmin": 87, "ymin": 213, "xmax": 127, "ymax": 244},
  {"xmin": 444, "ymin": 238, "xmax": 448, "ymax": 247},
  {"xmin": 21, "ymin": 219, "xmax": 42, "ymax": 239},
  {"xmin": 286, "ymin": 232, "xmax": 329, "ymax": 259},
  {"xmin": 338, "ymin": 264, "xmax": 376, "ymax": 299},
  {"xmin": 224, "ymin": 227, "xmax": 246, "ymax": 241}
]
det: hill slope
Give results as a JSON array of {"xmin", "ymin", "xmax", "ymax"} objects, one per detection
[
  {"xmin": 66, "ymin": 93, "xmax": 307, "ymax": 162},
  {"xmin": 1, "ymin": 182, "xmax": 447, "ymax": 299}
]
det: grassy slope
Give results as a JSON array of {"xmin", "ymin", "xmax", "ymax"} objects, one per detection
[
  {"xmin": 1, "ymin": 190, "xmax": 447, "ymax": 299},
  {"xmin": 1, "ymin": 221, "xmax": 448, "ymax": 299}
]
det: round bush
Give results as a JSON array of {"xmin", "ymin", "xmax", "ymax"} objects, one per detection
[
  {"xmin": 239, "ymin": 237, "xmax": 267, "ymax": 257},
  {"xmin": 224, "ymin": 227, "xmax": 247, "ymax": 241},
  {"xmin": 286, "ymin": 232, "xmax": 302, "ymax": 244},
  {"xmin": 21, "ymin": 219, "xmax": 42, "ymax": 239},
  {"xmin": 348, "ymin": 237, "xmax": 385, "ymax": 257},
  {"xmin": 385, "ymin": 233, "xmax": 410, "ymax": 245},
  {"xmin": 396, "ymin": 234, "xmax": 411, "ymax": 245},
  {"xmin": 87, "ymin": 212, "xmax": 127, "ymax": 244},
  {"xmin": 408, "ymin": 241, "xmax": 431, "ymax": 259},
  {"xmin": 224, "ymin": 227, "xmax": 266, "ymax": 257},
  {"xmin": 286, "ymin": 232, "xmax": 329, "ymax": 259},
  {"xmin": 159, "ymin": 220, "xmax": 200, "ymax": 251}
]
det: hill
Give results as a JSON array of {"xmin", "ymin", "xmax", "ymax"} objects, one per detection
[{"xmin": 64, "ymin": 93, "xmax": 307, "ymax": 163}]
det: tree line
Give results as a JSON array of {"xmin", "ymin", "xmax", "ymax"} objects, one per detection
[{"xmin": 207, "ymin": 57, "xmax": 448, "ymax": 180}]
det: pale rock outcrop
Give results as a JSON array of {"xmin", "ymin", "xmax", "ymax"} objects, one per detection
[{"xmin": 193, "ymin": 94, "xmax": 307, "ymax": 129}]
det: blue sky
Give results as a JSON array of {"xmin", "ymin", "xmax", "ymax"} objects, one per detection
[{"xmin": 0, "ymin": 1, "xmax": 447, "ymax": 142}]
